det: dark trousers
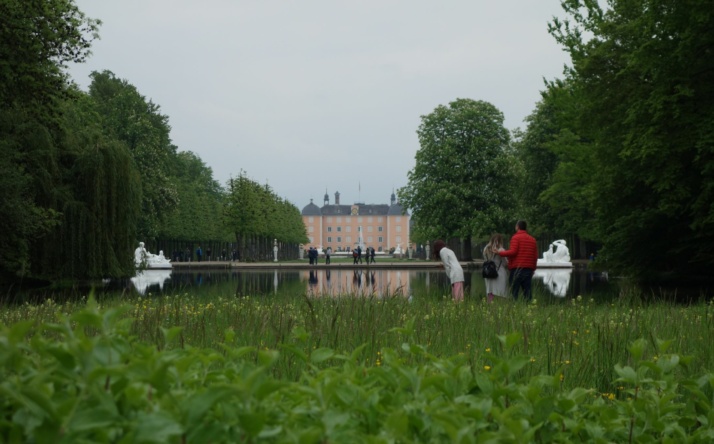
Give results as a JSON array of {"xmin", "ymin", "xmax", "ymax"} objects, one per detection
[
  {"xmin": 326, "ymin": 256, "xmax": 330, "ymax": 264},
  {"xmin": 509, "ymin": 268, "xmax": 534, "ymax": 301}
]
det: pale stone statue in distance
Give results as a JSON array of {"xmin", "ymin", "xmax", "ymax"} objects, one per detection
[
  {"xmin": 537, "ymin": 239, "xmax": 572, "ymax": 268},
  {"xmin": 541, "ymin": 239, "xmax": 571, "ymax": 263},
  {"xmin": 135, "ymin": 242, "xmax": 172, "ymax": 269}
]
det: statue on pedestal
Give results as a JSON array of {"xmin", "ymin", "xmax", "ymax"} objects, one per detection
[
  {"xmin": 537, "ymin": 239, "xmax": 572, "ymax": 268},
  {"xmin": 135, "ymin": 242, "xmax": 172, "ymax": 269}
]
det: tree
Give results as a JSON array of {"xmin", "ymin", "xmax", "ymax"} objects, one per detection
[
  {"xmin": 398, "ymin": 99, "xmax": 516, "ymax": 259},
  {"xmin": 514, "ymin": 80, "xmax": 598, "ymax": 239},
  {"xmin": 224, "ymin": 172, "xmax": 307, "ymax": 261},
  {"xmin": 0, "ymin": 0, "xmax": 99, "ymax": 109},
  {"xmin": 160, "ymin": 151, "xmax": 229, "ymax": 240},
  {"xmin": 0, "ymin": 0, "xmax": 101, "ymax": 278},
  {"xmin": 87, "ymin": 70, "xmax": 179, "ymax": 239},
  {"xmin": 548, "ymin": 0, "xmax": 714, "ymax": 281}
]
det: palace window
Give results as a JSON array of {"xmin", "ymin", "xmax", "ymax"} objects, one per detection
[
  {"xmin": 337, "ymin": 227, "xmax": 342, "ymax": 232},
  {"xmin": 378, "ymin": 226, "xmax": 383, "ymax": 232},
  {"xmin": 327, "ymin": 237, "xmax": 332, "ymax": 242},
  {"xmin": 378, "ymin": 236, "xmax": 383, "ymax": 243},
  {"xmin": 327, "ymin": 227, "xmax": 332, "ymax": 232}
]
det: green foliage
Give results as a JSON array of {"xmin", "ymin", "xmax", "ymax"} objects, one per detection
[
  {"xmin": 87, "ymin": 70, "xmax": 179, "ymax": 239},
  {"xmin": 399, "ymin": 99, "xmax": 517, "ymax": 245},
  {"xmin": 0, "ymin": 3, "xmax": 143, "ymax": 280},
  {"xmin": 224, "ymin": 172, "xmax": 308, "ymax": 255},
  {"xmin": 160, "ymin": 151, "xmax": 230, "ymax": 240},
  {"xmin": 545, "ymin": 0, "xmax": 714, "ymax": 281},
  {"xmin": 0, "ymin": 0, "xmax": 99, "ymax": 108},
  {"xmin": 513, "ymin": 81, "xmax": 598, "ymax": 239},
  {"xmin": 2, "ymin": 301, "xmax": 714, "ymax": 442}
]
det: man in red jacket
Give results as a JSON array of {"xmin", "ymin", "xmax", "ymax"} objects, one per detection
[{"xmin": 498, "ymin": 220, "xmax": 538, "ymax": 301}]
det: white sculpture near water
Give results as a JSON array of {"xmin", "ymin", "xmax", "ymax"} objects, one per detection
[
  {"xmin": 134, "ymin": 242, "xmax": 172, "ymax": 269},
  {"xmin": 393, "ymin": 243, "xmax": 403, "ymax": 255},
  {"xmin": 537, "ymin": 239, "xmax": 572, "ymax": 268}
]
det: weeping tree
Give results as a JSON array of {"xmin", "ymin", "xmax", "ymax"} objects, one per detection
[
  {"xmin": 28, "ymin": 94, "xmax": 142, "ymax": 280},
  {"xmin": 0, "ymin": 0, "xmax": 140, "ymax": 280},
  {"xmin": 87, "ymin": 70, "xmax": 179, "ymax": 240}
]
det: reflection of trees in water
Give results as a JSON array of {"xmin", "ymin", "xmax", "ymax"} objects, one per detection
[{"xmin": 165, "ymin": 271, "xmax": 303, "ymax": 296}]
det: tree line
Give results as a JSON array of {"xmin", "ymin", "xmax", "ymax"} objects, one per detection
[
  {"xmin": 400, "ymin": 1, "xmax": 713, "ymax": 283},
  {"xmin": 0, "ymin": 0, "xmax": 307, "ymax": 283}
]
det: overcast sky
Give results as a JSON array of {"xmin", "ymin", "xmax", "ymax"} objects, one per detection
[{"xmin": 68, "ymin": 1, "xmax": 571, "ymax": 210}]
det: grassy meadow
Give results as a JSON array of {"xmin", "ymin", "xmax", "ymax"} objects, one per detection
[
  {"xmin": 3, "ymin": 286, "xmax": 713, "ymax": 394},
  {"xmin": 3, "ymin": 285, "xmax": 714, "ymax": 442}
]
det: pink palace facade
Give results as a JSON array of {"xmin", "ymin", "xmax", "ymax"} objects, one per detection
[{"xmin": 301, "ymin": 191, "xmax": 410, "ymax": 252}]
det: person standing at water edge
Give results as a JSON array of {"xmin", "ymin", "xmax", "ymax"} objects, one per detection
[
  {"xmin": 433, "ymin": 239, "xmax": 465, "ymax": 301},
  {"xmin": 196, "ymin": 246, "xmax": 203, "ymax": 262},
  {"xmin": 325, "ymin": 246, "xmax": 332, "ymax": 264},
  {"xmin": 498, "ymin": 220, "xmax": 538, "ymax": 301},
  {"xmin": 483, "ymin": 233, "xmax": 508, "ymax": 302}
]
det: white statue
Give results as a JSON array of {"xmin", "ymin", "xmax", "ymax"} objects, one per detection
[
  {"xmin": 135, "ymin": 242, "xmax": 172, "ymax": 269},
  {"xmin": 393, "ymin": 243, "xmax": 403, "ymax": 255},
  {"xmin": 538, "ymin": 239, "xmax": 571, "ymax": 267}
]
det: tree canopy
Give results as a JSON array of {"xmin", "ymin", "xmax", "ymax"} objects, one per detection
[
  {"xmin": 398, "ymin": 99, "xmax": 517, "ymax": 257},
  {"xmin": 539, "ymin": 0, "xmax": 714, "ymax": 281}
]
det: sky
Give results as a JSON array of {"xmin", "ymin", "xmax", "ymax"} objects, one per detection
[{"xmin": 68, "ymin": 0, "xmax": 571, "ymax": 210}]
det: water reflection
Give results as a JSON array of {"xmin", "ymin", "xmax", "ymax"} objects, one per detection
[
  {"xmin": 131, "ymin": 270, "xmax": 172, "ymax": 295},
  {"xmin": 533, "ymin": 269, "xmax": 572, "ymax": 297},
  {"xmin": 303, "ymin": 269, "xmax": 412, "ymax": 297},
  {"xmin": 129, "ymin": 268, "xmax": 611, "ymax": 299}
]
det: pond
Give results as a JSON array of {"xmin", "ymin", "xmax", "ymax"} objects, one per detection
[{"xmin": 122, "ymin": 267, "xmax": 614, "ymax": 300}]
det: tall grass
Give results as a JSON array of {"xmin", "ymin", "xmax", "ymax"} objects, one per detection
[{"xmin": 2, "ymin": 287, "xmax": 713, "ymax": 396}]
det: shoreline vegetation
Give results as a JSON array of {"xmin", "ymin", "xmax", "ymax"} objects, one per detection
[{"xmin": 1, "ymin": 287, "xmax": 713, "ymax": 441}]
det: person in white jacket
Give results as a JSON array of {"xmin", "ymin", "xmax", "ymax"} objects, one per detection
[{"xmin": 433, "ymin": 239, "xmax": 465, "ymax": 301}]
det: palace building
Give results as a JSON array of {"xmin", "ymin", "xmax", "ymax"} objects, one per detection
[{"xmin": 301, "ymin": 191, "xmax": 410, "ymax": 252}]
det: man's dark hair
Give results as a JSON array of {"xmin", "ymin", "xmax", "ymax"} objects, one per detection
[{"xmin": 517, "ymin": 220, "xmax": 527, "ymax": 231}]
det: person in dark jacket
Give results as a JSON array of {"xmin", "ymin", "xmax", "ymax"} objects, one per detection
[{"xmin": 498, "ymin": 220, "xmax": 538, "ymax": 301}]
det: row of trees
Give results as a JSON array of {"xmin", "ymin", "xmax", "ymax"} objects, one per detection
[
  {"xmin": 224, "ymin": 173, "xmax": 311, "ymax": 261},
  {"xmin": 400, "ymin": 0, "xmax": 713, "ymax": 282},
  {"xmin": 0, "ymin": 0, "xmax": 307, "ymax": 282}
]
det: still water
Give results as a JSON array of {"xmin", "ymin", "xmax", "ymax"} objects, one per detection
[{"xmin": 126, "ymin": 268, "xmax": 614, "ymax": 300}]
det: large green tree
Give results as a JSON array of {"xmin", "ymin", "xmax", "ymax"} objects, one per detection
[
  {"xmin": 0, "ymin": 0, "xmax": 142, "ymax": 280},
  {"xmin": 87, "ymin": 70, "xmax": 179, "ymax": 239},
  {"xmin": 514, "ymin": 80, "xmax": 598, "ymax": 239},
  {"xmin": 398, "ymin": 99, "xmax": 516, "ymax": 258},
  {"xmin": 548, "ymin": 0, "xmax": 714, "ymax": 281}
]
